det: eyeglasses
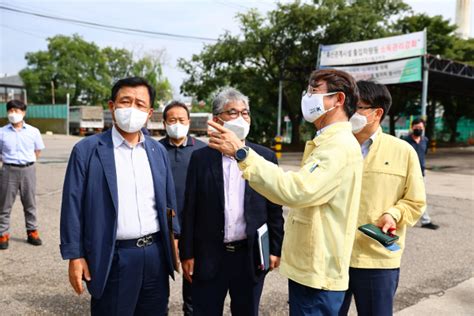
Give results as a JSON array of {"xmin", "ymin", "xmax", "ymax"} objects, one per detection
[
  {"xmin": 115, "ymin": 98, "xmax": 150, "ymax": 112},
  {"xmin": 302, "ymin": 88, "xmax": 340, "ymax": 96},
  {"xmin": 218, "ymin": 109, "xmax": 251, "ymax": 118},
  {"xmin": 356, "ymin": 106, "xmax": 377, "ymax": 111}
]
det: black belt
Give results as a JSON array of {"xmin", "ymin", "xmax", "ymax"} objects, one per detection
[
  {"xmin": 4, "ymin": 162, "xmax": 34, "ymax": 168},
  {"xmin": 224, "ymin": 239, "xmax": 247, "ymax": 252},
  {"xmin": 115, "ymin": 232, "xmax": 161, "ymax": 248}
]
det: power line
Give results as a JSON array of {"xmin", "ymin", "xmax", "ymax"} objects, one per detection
[
  {"xmin": 0, "ymin": 23, "xmax": 46, "ymax": 39},
  {"xmin": 216, "ymin": 1, "xmax": 251, "ymax": 11},
  {"xmin": 0, "ymin": 5, "xmax": 218, "ymax": 42}
]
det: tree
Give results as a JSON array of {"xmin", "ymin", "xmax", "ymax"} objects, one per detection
[
  {"xmin": 20, "ymin": 35, "xmax": 172, "ymax": 106},
  {"xmin": 179, "ymin": 0, "xmax": 409, "ymax": 145},
  {"xmin": 132, "ymin": 50, "xmax": 173, "ymax": 105},
  {"xmin": 21, "ymin": 34, "xmax": 110, "ymax": 105},
  {"xmin": 103, "ymin": 47, "xmax": 134, "ymax": 84},
  {"xmin": 392, "ymin": 13, "xmax": 474, "ymax": 142}
]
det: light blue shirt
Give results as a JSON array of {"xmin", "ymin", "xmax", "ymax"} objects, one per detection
[
  {"xmin": 361, "ymin": 131, "xmax": 378, "ymax": 159},
  {"xmin": 112, "ymin": 126, "xmax": 160, "ymax": 240},
  {"xmin": 0, "ymin": 122, "xmax": 45, "ymax": 164}
]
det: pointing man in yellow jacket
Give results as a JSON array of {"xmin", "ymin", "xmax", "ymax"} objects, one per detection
[
  {"xmin": 339, "ymin": 81, "xmax": 426, "ymax": 316},
  {"xmin": 208, "ymin": 69, "xmax": 363, "ymax": 315}
]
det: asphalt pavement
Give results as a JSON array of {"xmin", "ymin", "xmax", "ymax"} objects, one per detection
[{"xmin": 0, "ymin": 135, "xmax": 472, "ymax": 315}]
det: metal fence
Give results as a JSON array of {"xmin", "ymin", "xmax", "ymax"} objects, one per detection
[{"xmin": 0, "ymin": 103, "xmax": 67, "ymax": 119}]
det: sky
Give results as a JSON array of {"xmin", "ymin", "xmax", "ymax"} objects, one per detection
[{"xmin": 1, "ymin": 0, "xmax": 473, "ymax": 98}]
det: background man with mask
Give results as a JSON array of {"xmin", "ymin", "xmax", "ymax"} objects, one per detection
[
  {"xmin": 179, "ymin": 87, "xmax": 284, "ymax": 316},
  {"xmin": 403, "ymin": 118, "xmax": 439, "ymax": 230},
  {"xmin": 340, "ymin": 81, "xmax": 426, "ymax": 316},
  {"xmin": 159, "ymin": 100, "xmax": 206, "ymax": 315},
  {"xmin": 207, "ymin": 70, "xmax": 363, "ymax": 315},
  {"xmin": 60, "ymin": 77, "xmax": 180, "ymax": 315},
  {"xmin": 0, "ymin": 99, "xmax": 45, "ymax": 250}
]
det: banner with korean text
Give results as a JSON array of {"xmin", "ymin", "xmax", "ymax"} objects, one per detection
[
  {"xmin": 319, "ymin": 31, "xmax": 425, "ymax": 66},
  {"xmin": 324, "ymin": 57, "xmax": 422, "ymax": 85}
]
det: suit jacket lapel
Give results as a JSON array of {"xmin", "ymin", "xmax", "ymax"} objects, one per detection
[
  {"xmin": 144, "ymin": 139, "xmax": 166, "ymax": 226},
  {"xmin": 244, "ymin": 141, "xmax": 254, "ymax": 213},
  {"xmin": 144, "ymin": 139, "xmax": 163, "ymax": 204},
  {"xmin": 210, "ymin": 149, "xmax": 225, "ymax": 210},
  {"xmin": 97, "ymin": 131, "xmax": 118, "ymax": 213}
]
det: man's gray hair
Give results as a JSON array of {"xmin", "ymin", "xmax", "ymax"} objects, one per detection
[{"xmin": 212, "ymin": 87, "xmax": 249, "ymax": 115}]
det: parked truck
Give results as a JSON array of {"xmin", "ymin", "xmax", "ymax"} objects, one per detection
[
  {"xmin": 69, "ymin": 106, "xmax": 104, "ymax": 136},
  {"xmin": 189, "ymin": 112, "xmax": 213, "ymax": 136}
]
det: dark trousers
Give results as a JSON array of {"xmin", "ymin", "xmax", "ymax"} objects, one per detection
[
  {"xmin": 183, "ymin": 278, "xmax": 193, "ymax": 315},
  {"xmin": 289, "ymin": 279, "xmax": 345, "ymax": 316},
  {"xmin": 192, "ymin": 248, "xmax": 264, "ymax": 316},
  {"xmin": 339, "ymin": 268, "xmax": 400, "ymax": 316},
  {"xmin": 0, "ymin": 164, "xmax": 37, "ymax": 235},
  {"xmin": 91, "ymin": 235, "xmax": 169, "ymax": 316}
]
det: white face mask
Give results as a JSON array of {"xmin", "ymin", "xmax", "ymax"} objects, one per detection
[
  {"xmin": 301, "ymin": 92, "xmax": 337, "ymax": 123},
  {"xmin": 8, "ymin": 113, "xmax": 24, "ymax": 124},
  {"xmin": 222, "ymin": 116, "xmax": 250, "ymax": 140},
  {"xmin": 349, "ymin": 112, "xmax": 368, "ymax": 134},
  {"xmin": 350, "ymin": 110, "xmax": 377, "ymax": 134},
  {"xmin": 166, "ymin": 122, "xmax": 189, "ymax": 139},
  {"xmin": 114, "ymin": 107, "xmax": 149, "ymax": 133}
]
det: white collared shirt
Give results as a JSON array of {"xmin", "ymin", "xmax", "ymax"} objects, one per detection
[
  {"xmin": 316, "ymin": 122, "xmax": 337, "ymax": 137},
  {"xmin": 222, "ymin": 155, "xmax": 247, "ymax": 242},
  {"xmin": 360, "ymin": 131, "xmax": 378, "ymax": 158},
  {"xmin": 112, "ymin": 126, "xmax": 160, "ymax": 240},
  {"xmin": 168, "ymin": 136, "xmax": 188, "ymax": 147}
]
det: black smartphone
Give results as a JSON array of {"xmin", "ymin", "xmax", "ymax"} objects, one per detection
[{"xmin": 358, "ymin": 223, "xmax": 399, "ymax": 247}]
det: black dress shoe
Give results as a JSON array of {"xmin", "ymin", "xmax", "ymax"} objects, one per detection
[{"xmin": 421, "ymin": 223, "xmax": 439, "ymax": 230}]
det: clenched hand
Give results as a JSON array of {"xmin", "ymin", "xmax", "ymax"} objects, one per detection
[
  {"xmin": 181, "ymin": 258, "xmax": 194, "ymax": 283},
  {"xmin": 69, "ymin": 258, "xmax": 91, "ymax": 295}
]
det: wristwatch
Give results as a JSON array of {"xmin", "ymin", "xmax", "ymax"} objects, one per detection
[{"xmin": 235, "ymin": 146, "xmax": 250, "ymax": 162}]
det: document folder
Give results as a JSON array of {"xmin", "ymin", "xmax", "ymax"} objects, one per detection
[
  {"xmin": 167, "ymin": 208, "xmax": 180, "ymax": 273},
  {"xmin": 257, "ymin": 223, "xmax": 270, "ymax": 271}
]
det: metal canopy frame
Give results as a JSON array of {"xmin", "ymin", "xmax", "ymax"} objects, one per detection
[{"xmin": 427, "ymin": 54, "xmax": 474, "ymax": 80}]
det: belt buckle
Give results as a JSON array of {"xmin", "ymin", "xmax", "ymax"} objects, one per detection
[
  {"xmin": 225, "ymin": 244, "xmax": 235, "ymax": 252},
  {"xmin": 136, "ymin": 235, "xmax": 153, "ymax": 247}
]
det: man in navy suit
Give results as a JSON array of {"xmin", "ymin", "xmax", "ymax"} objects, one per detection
[
  {"xmin": 179, "ymin": 87, "xmax": 284, "ymax": 316},
  {"xmin": 60, "ymin": 77, "xmax": 179, "ymax": 315}
]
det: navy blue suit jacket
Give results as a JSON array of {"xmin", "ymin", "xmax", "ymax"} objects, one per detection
[
  {"xmin": 60, "ymin": 129, "xmax": 179, "ymax": 299},
  {"xmin": 179, "ymin": 142, "xmax": 284, "ymax": 282}
]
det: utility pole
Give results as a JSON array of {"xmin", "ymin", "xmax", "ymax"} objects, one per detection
[
  {"xmin": 51, "ymin": 80, "xmax": 56, "ymax": 104},
  {"xmin": 277, "ymin": 79, "xmax": 283, "ymax": 136},
  {"xmin": 66, "ymin": 93, "xmax": 70, "ymax": 136},
  {"xmin": 420, "ymin": 28, "xmax": 428, "ymax": 121}
]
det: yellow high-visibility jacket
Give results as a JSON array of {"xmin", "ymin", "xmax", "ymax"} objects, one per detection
[
  {"xmin": 350, "ymin": 128, "xmax": 426, "ymax": 269},
  {"xmin": 239, "ymin": 122, "xmax": 363, "ymax": 290}
]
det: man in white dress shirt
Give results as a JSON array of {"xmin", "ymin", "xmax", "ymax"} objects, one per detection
[{"xmin": 60, "ymin": 77, "xmax": 179, "ymax": 315}]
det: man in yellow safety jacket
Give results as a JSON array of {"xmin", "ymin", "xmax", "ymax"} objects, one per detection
[{"xmin": 339, "ymin": 80, "xmax": 426, "ymax": 316}]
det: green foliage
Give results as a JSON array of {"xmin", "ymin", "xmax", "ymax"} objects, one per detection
[
  {"xmin": 20, "ymin": 34, "xmax": 172, "ymax": 107},
  {"xmin": 449, "ymin": 38, "xmax": 474, "ymax": 65},
  {"xmin": 133, "ymin": 52, "xmax": 173, "ymax": 103},
  {"xmin": 394, "ymin": 14, "xmax": 457, "ymax": 56},
  {"xmin": 393, "ymin": 14, "xmax": 474, "ymax": 141},
  {"xmin": 179, "ymin": 0, "xmax": 414, "ymax": 144}
]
